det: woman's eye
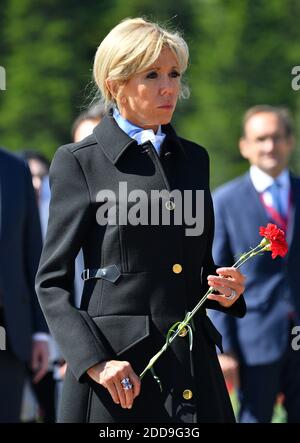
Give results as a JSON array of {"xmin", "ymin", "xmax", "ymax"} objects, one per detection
[
  {"xmin": 170, "ymin": 71, "xmax": 180, "ymax": 78},
  {"xmin": 146, "ymin": 71, "xmax": 158, "ymax": 79}
]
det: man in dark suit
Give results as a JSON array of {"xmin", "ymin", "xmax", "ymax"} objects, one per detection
[
  {"xmin": 209, "ymin": 105, "xmax": 300, "ymax": 422},
  {"xmin": 0, "ymin": 147, "xmax": 49, "ymax": 422}
]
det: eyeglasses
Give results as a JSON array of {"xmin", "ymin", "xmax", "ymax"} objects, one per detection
[{"xmin": 253, "ymin": 134, "xmax": 288, "ymax": 144}]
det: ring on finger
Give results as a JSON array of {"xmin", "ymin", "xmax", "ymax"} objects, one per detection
[
  {"xmin": 225, "ymin": 289, "xmax": 236, "ymax": 300},
  {"xmin": 120, "ymin": 377, "xmax": 133, "ymax": 390}
]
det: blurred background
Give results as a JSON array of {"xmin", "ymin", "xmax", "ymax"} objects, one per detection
[{"xmin": 1, "ymin": 0, "xmax": 300, "ymax": 188}]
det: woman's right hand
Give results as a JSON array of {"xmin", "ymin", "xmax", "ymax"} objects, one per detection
[{"xmin": 86, "ymin": 360, "xmax": 141, "ymax": 409}]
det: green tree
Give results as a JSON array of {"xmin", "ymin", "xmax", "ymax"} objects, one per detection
[
  {"xmin": 1, "ymin": 0, "xmax": 300, "ymax": 187},
  {"xmin": 0, "ymin": 0, "xmax": 114, "ymax": 158},
  {"xmin": 181, "ymin": 0, "xmax": 300, "ymax": 188}
]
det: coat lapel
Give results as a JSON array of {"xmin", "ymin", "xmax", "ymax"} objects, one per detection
[
  {"xmin": 93, "ymin": 109, "xmax": 186, "ymax": 166},
  {"xmin": 244, "ymin": 173, "xmax": 270, "ymax": 224}
]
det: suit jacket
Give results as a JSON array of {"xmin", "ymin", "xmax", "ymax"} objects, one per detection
[
  {"xmin": 36, "ymin": 112, "xmax": 246, "ymax": 423},
  {"xmin": 0, "ymin": 148, "xmax": 48, "ymax": 362},
  {"xmin": 209, "ymin": 172, "xmax": 300, "ymax": 365}
]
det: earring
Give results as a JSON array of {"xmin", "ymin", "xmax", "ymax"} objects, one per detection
[{"xmin": 121, "ymin": 96, "xmax": 127, "ymax": 104}]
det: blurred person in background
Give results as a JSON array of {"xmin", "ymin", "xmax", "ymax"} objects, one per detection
[
  {"xmin": 21, "ymin": 150, "xmax": 56, "ymax": 422},
  {"xmin": 0, "ymin": 147, "xmax": 49, "ymax": 422},
  {"xmin": 210, "ymin": 105, "xmax": 300, "ymax": 422},
  {"xmin": 22, "ymin": 151, "xmax": 51, "ymax": 237},
  {"xmin": 72, "ymin": 101, "xmax": 105, "ymax": 144}
]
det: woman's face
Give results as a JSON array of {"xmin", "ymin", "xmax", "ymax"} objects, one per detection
[{"xmin": 118, "ymin": 48, "xmax": 181, "ymax": 132}]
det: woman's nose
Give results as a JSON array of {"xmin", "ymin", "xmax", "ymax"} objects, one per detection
[{"xmin": 159, "ymin": 78, "xmax": 174, "ymax": 95}]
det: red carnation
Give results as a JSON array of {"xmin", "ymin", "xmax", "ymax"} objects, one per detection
[{"xmin": 259, "ymin": 223, "xmax": 288, "ymax": 259}]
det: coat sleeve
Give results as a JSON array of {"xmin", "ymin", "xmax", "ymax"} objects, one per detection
[
  {"xmin": 206, "ymin": 189, "xmax": 243, "ymax": 353},
  {"xmin": 23, "ymin": 163, "xmax": 48, "ymax": 333},
  {"xmin": 35, "ymin": 146, "xmax": 114, "ymax": 381},
  {"xmin": 203, "ymin": 189, "xmax": 246, "ymax": 321}
]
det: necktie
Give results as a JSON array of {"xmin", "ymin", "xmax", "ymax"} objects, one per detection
[{"xmin": 269, "ymin": 180, "xmax": 284, "ymax": 218}]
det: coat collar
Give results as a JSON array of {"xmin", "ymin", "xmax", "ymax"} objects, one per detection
[
  {"xmin": 245, "ymin": 170, "xmax": 300, "ymax": 248},
  {"xmin": 93, "ymin": 109, "xmax": 186, "ymax": 164}
]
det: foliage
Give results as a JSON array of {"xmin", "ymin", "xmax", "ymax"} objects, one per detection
[{"xmin": 0, "ymin": 0, "xmax": 300, "ymax": 187}]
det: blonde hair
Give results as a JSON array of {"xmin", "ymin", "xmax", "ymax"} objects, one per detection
[{"xmin": 93, "ymin": 17, "xmax": 189, "ymax": 109}]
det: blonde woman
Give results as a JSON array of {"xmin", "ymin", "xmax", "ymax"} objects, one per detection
[{"xmin": 36, "ymin": 17, "xmax": 246, "ymax": 423}]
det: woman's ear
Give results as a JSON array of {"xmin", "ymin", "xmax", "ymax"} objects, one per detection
[{"xmin": 106, "ymin": 78, "xmax": 119, "ymax": 100}]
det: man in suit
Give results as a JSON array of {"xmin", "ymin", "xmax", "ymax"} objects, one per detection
[
  {"xmin": 209, "ymin": 105, "xmax": 300, "ymax": 422},
  {"xmin": 0, "ymin": 147, "xmax": 49, "ymax": 422}
]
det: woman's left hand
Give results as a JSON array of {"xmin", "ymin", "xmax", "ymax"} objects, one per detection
[{"xmin": 207, "ymin": 267, "xmax": 245, "ymax": 308}]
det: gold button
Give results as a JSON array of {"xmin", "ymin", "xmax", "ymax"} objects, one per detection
[
  {"xmin": 172, "ymin": 264, "xmax": 182, "ymax": 274},
  {"xmin": 179, "ymin": 327, "xmax": 188, "ymax": 337},
  {"xmin": 165, "ymin": 200, "xmax": 176, "ymax": 210},
  {"xmin": 183, "ymin": 389, "xmax": 193, "ymax": 400}
]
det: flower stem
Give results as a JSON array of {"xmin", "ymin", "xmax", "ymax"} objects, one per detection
[
  {"xmin": 232, "ymin": 244, "xmax": 262, "ymax": 268},
  {"xmin": 234, "ymin": 246, "xmax": 266, "ymax": 269},
  {"xmin": 139, "ymin": 286, "xmax": 215, "ymax": 379},
  {"xmin": 139, "ymin": 242, "xmax": 270, "ymax": 380}
]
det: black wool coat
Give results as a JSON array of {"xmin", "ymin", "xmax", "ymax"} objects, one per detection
[{"xmin": 35, "ymin": 111, "xmax": 246, "ymax": 423}]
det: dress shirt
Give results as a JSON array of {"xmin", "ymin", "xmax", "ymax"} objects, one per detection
[
  {"xmin": 249, "ymin": 166, "xmax": 290, "ymax": 217},
  {"xmin": 113, "ymin": 108, "xmax": 166, "ymax": 154}
]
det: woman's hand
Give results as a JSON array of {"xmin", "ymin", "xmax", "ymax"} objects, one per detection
[
  {"xmin": 87, "ymin": 360, "xmax": 141, "ymax": 409},
  {"xmin": 207, "ymin": 267, "xmax": 245, "ymax": 308}
]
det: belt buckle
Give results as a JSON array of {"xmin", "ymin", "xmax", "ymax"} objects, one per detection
[{"xmin": 81, "ymin": 269, "xmax": 90, "ymax": 281}]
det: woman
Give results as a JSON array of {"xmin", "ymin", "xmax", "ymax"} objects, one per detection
[{"xmin": 36, "ymin": 17, "xmax": 246, "ymax": 423}]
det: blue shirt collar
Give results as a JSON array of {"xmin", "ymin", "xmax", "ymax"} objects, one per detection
[{"xmin": 113, "ymin": 107, "xmax": 165, "ymax": 154}]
